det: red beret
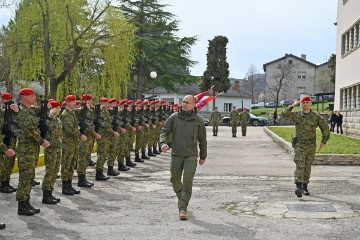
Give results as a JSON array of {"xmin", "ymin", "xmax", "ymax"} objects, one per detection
[
  {"xmin": 48, "ymin": 98, "xmax": 55, "ymax": 103},
  {"xmin": 160, "ymin": 100, "xmax": 165, "ymax": 104},
  {"xmin": 170, "ymin": 104, "xmax": 174, "ymax": 107},
  {"xmin": 61, "ymin": 101, "xmax": 66, "ymax": 106},
  {"xmin": 155, "ymin": 100, "xmax": 160, "ymax": 103},
  {"xmin": 1, "ymin": 93, "xmax": 12, "ymax": 100},
  {"xmin": 50, "ymin": 101, "xmax": 60, "ymax": 108},
  {"xmin": 150, "ymin": 101, "xmax": 155, "ymax": 105},
  {"xmin": 65, "ymin": 95, "xmax": 76, "ymax": 102},
  {"xmin": 82, "ymin": 94, "xmax": 92, "ymax": 101},
  {"xmin": 301, "ymin": 96, "xmax": 311, "ymax": 102},
  {"xmin": 127, "ymin": 100, "xmax": 133, "ymax": 105},
  {"xmin": 136, "ymin": 100, "xmax": 142, "ymax": 105},
  {"xmin": 19, "ymin": 88, "xmax": 35, "ymax": 95},
  {"xmin": 99, "ymin": 97, "xmax": 108, "ymax": 102},
  {"xmin": 118, "ymin": 99, "xmax": 125, "ymax": 106},
  {"xmin": 108, "ymin": 98, "xmax": 117, "ymax": 103},
  {"xmin": 174, "ymin": 103, "xmax": 178, "ymax": 106},
  {"xmin": 76, "ymin": 100, "xmax": 81, "ymax": 105},
  {"xmin": 143, "ymin": 101, "xmax": 148, "ymax": 105}
]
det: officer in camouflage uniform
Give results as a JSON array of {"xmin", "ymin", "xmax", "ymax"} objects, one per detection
[
  {"xmin": 0, "ymin": 95, "xmax": 16, "ymax": 226},
  {"xmin": 160, "ymin": 95, "xmax": 207, "ymax": 221},
  {"xmin": 230, "ymin": 106, "xmax": 240, "ymax": 137},
  {"xmin": 96, "ymin": 97, "xmax": 119, "ymax": 180},
  {"xmin": 210, "ymin": 107, "xmax": 222, "ymax": 136},
  {"xmin": 16, "ymin": 88, "xmax": 50, "ymax": 216},
  {"xmin": 282, "ymin": 96, "xmax": 330, "ymax": 198},
  {"xmin": 0, "ymin": 93, "xmax": 18, "ymax": 193},
  {"xmin": 125, "ymin": 100, "xmax": 137, "ymax": 167},
  {"xmin": 140, "ymin": 101, "xmax": 151, "ymax": 159},
  {"xmin": 239, "ymin": 108, "xmax": 250, "ymax": 137},
  {"xmin": 77, "ymin": 94, "xmax": 100, "ymax": 187},
  {"xmin": 42, "ymin": 100, "xmax": 62, "ymax": 204},
  {"xmin": 134, "ymin": 100, "xmax": 145, "ymax": 162},
  {"xmin": 117, "ymin": 99, "xmax": 130, "ymax": 171},
  {"xmin": 106, "ymin": 98, "xmax": 122, "ymax": 176},
  {"xmin": 60, "ymin": 95, "xmax": 87, "ymax": 195}
]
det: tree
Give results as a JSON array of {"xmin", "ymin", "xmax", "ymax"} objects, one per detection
[
  {"xmin": 119, "ymin": 0, "xmax": 197, "ymax": 99},
  {"xmin": 2, "ymin": 0, "xmax": 135, "ymax": 99},
  {"xmin": 0, "ymin": 0, "xmax": 13, "ymax": 7},
  {"xmin": 315, "ymin": 69, "xmax": 334, "ymax": 93},
  {"xmin": 266, "ymin": 61, "xmax": 295, "ymax": 119},
  {"xmin": 328, "ymin": 54, "xmax": 336, "ymax": 84},
  {"xmin": 243, "ymin": 64, "xmax": 260, "ymax": 103},
  {"xmin": 201, "ymin": 35, "xmax": 230, "ymax": 109}
]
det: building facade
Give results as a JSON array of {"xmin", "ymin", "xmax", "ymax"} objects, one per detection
[{"xmin": 335, "ymin": 0, "xmax": 360, "ymax": 135}]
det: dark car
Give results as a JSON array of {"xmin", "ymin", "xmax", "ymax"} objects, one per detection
[
  {"xmin": 222, "ymin": 113, "xmax": 268, "ymax": 127},
  {"xmin": 202, "ymin": 118, "xmax": 210, "ymax": 126}
]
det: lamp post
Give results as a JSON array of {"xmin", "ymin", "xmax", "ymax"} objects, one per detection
[{"xmin": 150, "ymin": 71, "xmax": 157, "ymax": 100}]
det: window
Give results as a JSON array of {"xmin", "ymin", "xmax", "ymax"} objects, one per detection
[
  {"xmin": 288, "ymin": 60, "xmax": 293, "ymax": 65},
  {"xmin": 297, "ymin": 87, "xmax": 305, "ymax": 95},
  {"xmin": 224, "ymin": 103, "xmax": 232, "ymax": 112},
  {"xmin": 341, "ymin": 18, "xmax": 360, "ymax": 56},
  {"xmin": 297, "ymin": 72, "xmax": 306, "ymax": 80}
]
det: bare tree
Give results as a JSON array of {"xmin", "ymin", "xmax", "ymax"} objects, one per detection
[
  {"xmin": 0, "ymin": 0, "xmax": 14, "ymax": 7},
  {"xmin": 315, "ymin": 70, "xmax": 334, "ymax": 93},
  {"xmin": 243, "ymin": 64, "xmax": 258, "ymax": 103}
]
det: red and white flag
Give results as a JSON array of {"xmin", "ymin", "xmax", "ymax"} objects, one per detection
[
  {"xmin": 195, "ymin": 85, "xmax": 214, "ymax": 103},
  {"xmin": 196, "ymin": 93, "xmax": 221, "ymax": 112}
]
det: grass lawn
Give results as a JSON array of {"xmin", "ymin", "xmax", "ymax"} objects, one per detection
[{"xmin": 267, "ymin": 126, "xmax": 360, "ymax": 154}]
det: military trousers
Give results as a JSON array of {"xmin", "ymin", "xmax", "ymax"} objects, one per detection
[
  {"xmin": 107, "ymin": 137, "xmax": 120, "ymax": 167},
  {"xmin": 231, "ymin": 122, "xmax": 238, "ymax": 134},
  {"xmin": 212, "ymin": 122, "xmax": 219, "ymax": 134},
  {"xmin": 96, "ymin": 136, "xmax": 111, "ymax": 171},
  {"xmin": 0, "ymin": 155, "xmax": 15, "ymax": 182},
  {"xmin": 77, "ymin": 133, "xmax": 95, "ymax": 175},
  {"xmin": 43, "ymin": 147, "xmax": 61, "ymax": 191},
  {"xmin": 240, "ymin": 123, "xmax": 248, "ymax": 136},
  {"xmin": 293, "ymin": 145, "xmax": 316, "ymax": 184},
  {"xmin": 135, "ymin": 127, "xmax": 144, "ymax": 154},
  {"xmin": 117, "ymin": 133, "xmax": 128, "ymax": 166},
  {"xmin": 15, "ymin": 143, "xmax": 38, "ymax": 202},
  {"xmin": 61, "ymin": 140, "xmax": 79, "ymax": 181},
  {"xmin": 141, "ymin": 127, "xmax": 149, "ymax": 152},
  {"xmin": 170, "ymin": 155, "xmax": 198, "ymax": 212}
]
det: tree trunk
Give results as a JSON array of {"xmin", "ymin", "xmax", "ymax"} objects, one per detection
[{"xmin": 135, "ymin": 65, "xmax": 144, "ymax": 99}]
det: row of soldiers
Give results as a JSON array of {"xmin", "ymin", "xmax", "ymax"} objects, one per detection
[{"xmin": 0, "ymin": 88, "xmax": 178, "ymax": 221}]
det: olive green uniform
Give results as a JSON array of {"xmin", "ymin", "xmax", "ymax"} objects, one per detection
[
  {"xmin": 239, "ymin": 111, "xmax": 250, "ymax": 136},
  {"xmin": 96, "ymin": 108, "xmax": 113, "ymax": 171},
  {"xmin": 230, "ymin": 109, "xmax": 240, "ymax": 136},
  {"xmin": 210, "ymin": 111, "xmax": 221, "ymax": 135}
]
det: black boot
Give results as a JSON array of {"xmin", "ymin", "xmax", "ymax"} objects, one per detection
[
  {"xmin": 78, "ymin": 174, "xmax": 93, "ymax": 187},
  {"xmin": 6, "ymin": 180, "xmax": 17, "ymax": 192},
  {"xmin": 152, "ymin": 146, "xmax": 160, "ymax": 154},
  {"xmin": 89, "ymin": 159, "xmax": 96, "ymax": 166},
  {"xmin": 107, "ymin": 166, "xmax": 120, "ymax": 176},
  {"xmin": 117, "ymin": 157, "xmax": 130, "ymax": 171},
  {"xmin": 303, "ymin": 184, "xmax": 310, "ymax": 196},
  {"xmin": 17, "ymin": 201, "xmax": 35, "ymax": 216},
  {"xmin": 96, "ymin": 170, "xmax": 110, "ymax": 181},
  {"xmin": 147, "ymin": 148, "xmax": 156, "ymax": 156},
  {"xmin": 26, "ymin": 198, "xmax": 40, "ymax": 214},
  {"xmin": 141, "ymin": 151, "xmax": 150, "ymax": 159},
  {"xmin": 0, "ymin": 223, "xmax": 5, "ymax": 230},
  {"xmin": 126, "ymin": 156, "xmax": 137, "ymax": 167},
  {"xmin": 158, "ymin": 146, "xmax": 162, "ymax": 154},
  {"xmin": 32, "ymin": 180, "xmax": 40, "ymax": 186},
  {"xmin": 295, "ymin": 182, "xmax": 303, "ymax": 198},
  {"xmin": 50, "ymin": 190, "xmax": 61, "ymax": 203},
  {"xmin": 68, "ymin": 180, "xmax": 80, "ymax": 194},
  {"xmin": 62, "ymin": 180, "xmax": 74, "ymax": 195},
  {"xmin": 134, "ymin": 154, "xmax": 144, "ymax": 162},
  {"xmin": 0, "ymin": 181, "xmax": 13, "ymax": 193},
  {"xmin": 42, "ymin": 190, "xmax": 58, "ymax": 204}
]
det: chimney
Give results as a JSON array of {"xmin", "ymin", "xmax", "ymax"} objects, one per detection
[
  {"xmin": 234, "ymin": 80, "xmax": 240, "ymax": 90},
  {"xmin": 301, "ymin": 54, "xmax": 306, "ymax": 60}
]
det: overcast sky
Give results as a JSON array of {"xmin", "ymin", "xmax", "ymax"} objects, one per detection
[{"xmin": 0, "ymin": 0, "xmax": 338, "ymax": 79}]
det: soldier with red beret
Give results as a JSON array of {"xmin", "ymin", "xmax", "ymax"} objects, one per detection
[
  {"xmin": 134, "ymin": 99, "xmax": 147, "ymax": 162},
  {"xmin": 60, "ymin": 95, "xmax": 87, "ymax": 196},
  {"xmin": 140, "ymin": 101, "xmax": 152, "ymax": 159},
  {"xmin": 282, "ymin": 95, "xmax": 330, "ymax": 198},
  {"xmin": 16, "ymin": 88, "xmax": 50, "ymax": 216},
  {"xmin": 116, "ymin": 99, "xmax": 131, "ymax": 171},
  {"xmin": 124, "ymin": 100, "xmax": 137, "ymax": 167}
]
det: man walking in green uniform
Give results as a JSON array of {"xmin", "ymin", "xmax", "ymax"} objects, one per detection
[
  {"xmin": 282, "ymin": 96, "xmax": 330, "ymax": 198},
  {"xmin": 16, "ymin": 88, "xmax": 50, "ymax": 215},
  {"xmin": 230, "ymin": 106, "xmax": 240, "ymax": 137},
  {"xmin": 239, "ymin": 107, "xmax": 250, "ymax": 136},
  {"xmin": 210, "ymin": 107, "xmax": 221, "ymax": 136},
  {"xmin": 160, "ymin": 95, "xmax": 207, "ymax": 221}
]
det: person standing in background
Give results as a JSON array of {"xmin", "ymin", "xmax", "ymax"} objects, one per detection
[
  {"xmin": 230, "ymin": 106, "xmax": 240, "ymax": 137},
  {"xmin": 336, "ymin": 111, "xmax": 343, "ymax": 134},
  {"xmin": 210, "ymin": 107, "xmax": 221, "ymax": 136},
  {"xmin": 239, "ymin": 108, "xmax": 250, "ymax": 136}
]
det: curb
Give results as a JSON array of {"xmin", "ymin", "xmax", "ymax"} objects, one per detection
[{"xmin": 264, "ymin": 127, "xmax": 360, "ymax": 165}]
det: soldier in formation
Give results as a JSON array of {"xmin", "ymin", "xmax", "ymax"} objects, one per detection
[
  {"xmin": 229, "ymin": 106, "xmax": 240, "ymax": 137},
  {"xmin": 210, "ymin": 107, "xmax": 221, "ymax": 136},
  {"xmin": 239, "ymin": 108, "xmax": 250, "ymax": 137}
]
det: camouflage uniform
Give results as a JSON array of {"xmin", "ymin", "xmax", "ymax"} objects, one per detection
[
  {"xmin": 117, "ymin": 104, "xmax": 130, "ymax": 170},
  {"xmin": 125, "ymin": 104, "xmax": 138, "ymax": 166},
  {"xmin": 210, "ymin": 110, "xmax": 222, "ymax": 136},
  {"xmin": 282, "ymin": 106, "xmax": 330, "ymax": 185},
  {"xmin": 230, "ymin": 109, "xmax": 240, "ymax": 136},
  {"xmin": 96, "ymin": 107, "xmax": 113, "ymax": 172},
  {"xmin": 239, "ymin": 111, "xmax": 250, "ymax": 136}
]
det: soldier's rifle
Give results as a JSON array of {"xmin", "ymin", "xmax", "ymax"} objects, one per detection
[
  {"xmin": 2, "ymin": 100, "xmax": 19, "ymax": 146},
  {"xmin": 111, "ymin": 105, "xmax": 119, "ymax": 131},
  {"xmin": 39, "ymin": 99, "xmax": 51, "ymax": 139},
  {"xmin": 130, "ymin": 103, "xmax": 137, "ymax": 126},
  {"xmin": 121, "ymin": 104, "xmax": 128, "ymax": 126},
  {"xmin": 138, "ymin": 105, "xmax": 144, "ymax": 124},
  {"xmin": 145, "ymin": 105, "xmax": 150, "ymax": 124},
  {"xmin": 151, "ymin": 106, "xmax": 156, "ymax": 124},
  {"xmin": 158, "ymin": 105, "xmax": 163, "ymax": 121},
  {"xmin": 79, "ymin": 101, "xmax": 88, "ymax": 135},
  {"xmin": 93, "ymin": 104, "xmax": 101, "ymax": 133}
]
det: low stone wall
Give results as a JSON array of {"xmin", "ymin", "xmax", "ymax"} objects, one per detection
[
  {"xmin": 342, "ymin": 109, "xmax": 360, "ymax": 136},
  {"xmin": 264, "ymin": 127, "xmax": 360, "ymax": 165}
]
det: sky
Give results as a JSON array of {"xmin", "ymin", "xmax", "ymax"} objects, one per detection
[{"xmin": 0, "ymin": 0, "xmax": 338, "ymax": 79}]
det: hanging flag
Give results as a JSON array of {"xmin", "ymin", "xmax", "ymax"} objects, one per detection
[
  {"xmin": 195, "ymin": 85, "xmax": 215, "ymax": 103},
  {"xmin": 196, "ymin": 93, "xmax": 221, "ymax": 112}
]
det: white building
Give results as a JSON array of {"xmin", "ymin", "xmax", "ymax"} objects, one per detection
[{"xmin": 335, "ymin": 0, "xmax": 360, "ymax": 135}]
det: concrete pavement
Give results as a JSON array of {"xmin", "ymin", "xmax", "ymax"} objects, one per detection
[{"xmin": 1, "ymin": 126, "xmax": 360, "ymax": 240}]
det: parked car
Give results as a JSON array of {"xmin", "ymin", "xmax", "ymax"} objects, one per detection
[
  {"xmin": 202, "ymin": 118, "xmax": 210, "ymax": 126},
  {"xmin": 265, "ymin": 102, "xmax": 276, "ymax": 108},
  {"xmin": 279, "ymin": 100, "xmax": 292, "ymax": 106},
  {"xmin": 222, "ymin": 113, "xmax": 268, "ymax": 127}
]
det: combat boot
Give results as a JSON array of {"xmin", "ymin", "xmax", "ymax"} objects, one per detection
[
  {"xmin": 141, "ymin": 151, "xmax": 150, "ymax": 159},
  {"xmin": 0, "ymin": 181, "xmax": 13, "ymax": 193},
  {"xmin": 96, "ymin": 170, "xmax": 110, "ymax": 181},
  {"xmin": 6, "ymin": 180, "xmax": 17, "ymax": 192},
  {"xmin": 0, "ymin": 223, "xmax": 5, "ymax": 230},
  {"xmin": 88, "ymin": 159, "xmax": 96, "ymax": 166},
  {"xmin": 62, "ymin": 180, "xmax": 74, "ymax": 195},
  {"xmin": 17, "ymin": 201, "xmax": 35, "ymax": 216},
  {"xmin": 303, "ymin": 184, "xmax": 310, "ymax": 196},
  {"xmin": 32, "ymin": 180, "xmax": 40, "ymax": 186},
  {"xmin": 295, "ymin": 182, "xmax": 303, "ymax": 198},
  {"xmin": 134, "ymin": 153, "xmax": 144, "ymax": 162},
  {"xmin": 50, "ymin": 190, "xmax": 61, "ymax": 203},
  {"xmin": 126, "ymin": 156, "xmax": 137, "ymax": 167},
  {"xmin": 77, "ymin": 174, "xmax": 93, "ymax": 187},
  {"xmin": 147, "ymin": 148, "xmax": 156, "ymax": 156},
  {"xmin": 42, "ymin": 190, "xmax": 58, "ymax": 204},
  {"xmin": 107, "ymin": 166, "xmax": 120, "ymax": 176},
  {"xmin": 152, "ymin": 147, "xmax": 160, "ymax": 155},
  {"xmin": 68, "ymin": 180, "xmax": 80, "ymax": 194},
  {"xmin": 157, "ymin": 146, "xmax": 162, "ymax": 154},
  {"xmin": 26, "ymin": 198, "xmax": 40, "ymax": 214}
]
